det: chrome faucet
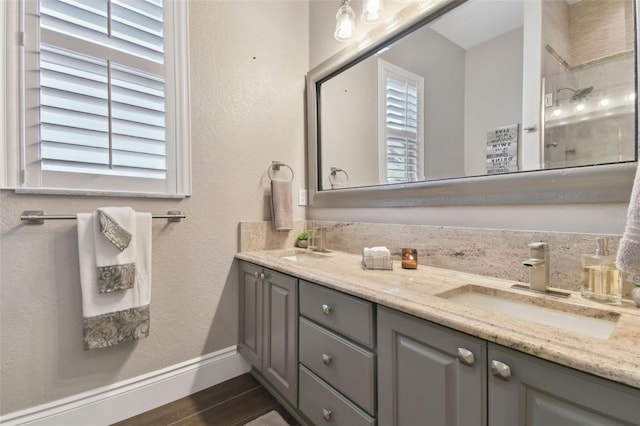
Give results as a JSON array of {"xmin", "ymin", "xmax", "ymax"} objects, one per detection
[
  {"xmin": 308, "ymin": 223, "xmax": 330, "ymax": 253},
  {"xmin": 522, "ymin": 242, "xmax": 549, "ymax": 292},
  {"xmin": 513, "ymin": 242, "xmax": 569, "ymax": 298}
]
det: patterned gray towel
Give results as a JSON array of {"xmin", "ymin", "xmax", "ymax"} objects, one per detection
[
  {"xmin": 96, "ymin": 207, "xmax": 137, "ymax": 293},
  {"xmin": 78, "ymin": 211, "xmax": 152, "ymax": 350}
]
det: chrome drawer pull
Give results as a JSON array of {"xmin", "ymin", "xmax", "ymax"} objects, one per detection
[
  {"xmin": 491, "ymin": 360, "xmax": 512, "ymax": 381},
  {"xmin": 322, "ymin": 304, "xmax": 332, "ymax": 315},
  {"xmin": 457, "ymin": 347, "xmax": 475, "ymax": 366},
  {"xmin": 322, "ymin": 408, "xmax": 332, "ymax": 421},
  {"xmin": 322, "ymin": 353, "xmax": 332, "ymax": 365}
]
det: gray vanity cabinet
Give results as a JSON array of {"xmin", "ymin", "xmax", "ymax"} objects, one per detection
[
  {"xmin": 377, "ymin": 306, "xmax": 487, "ymax": 426},
  {"xmin": 298, "ymin": 280, "xmax": 376, "ymax": 425},
  {"xmin": 238, "ymin": 261, "xmax": 298, "ymax": 406},
  {"xmin": 488, "ymin": 344, "xmax": 640, "ymax": 426}
]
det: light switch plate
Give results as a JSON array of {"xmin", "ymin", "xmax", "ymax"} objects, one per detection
[{"xmin": 298, "ymin": 189, "xmax": 308, "ymax": 206}]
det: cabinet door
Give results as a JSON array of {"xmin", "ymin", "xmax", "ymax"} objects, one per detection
[
  {"xmin": 238, "ymin": 261, "xmax": 263, "ymax": 369},
  {"xmin": 378, "ymin": 306, "xmax": 487, "ymax": 426},
  {"xmin": 262, "ymin": 268, "xmax": 298, "ymax": 406},
  {"xmin": 488, "ymin": 344, "xmax": 640, "ymax": 426}
]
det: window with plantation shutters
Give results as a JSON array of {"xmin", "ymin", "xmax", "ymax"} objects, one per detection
[
  {"xmin": 378, "ymin": 60, "xmax": 424, "ymax": 185},
  {"xmin": 9, "ymin": 0, "xmax": 191, "ymax": 195}
]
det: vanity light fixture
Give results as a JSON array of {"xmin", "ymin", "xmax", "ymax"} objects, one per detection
[
  {"xmin": 335, "ymin": 0, "xmax": 356, "ymax": 42},
  {"xmin": 362, "ymin": 0, "xmax": 383, "ymax": 23}
]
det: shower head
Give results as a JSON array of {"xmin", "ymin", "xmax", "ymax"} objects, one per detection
[
  {"xmin": 571, "ymin": 86, "xmax": 593, "ymax": 101},
  {"xmin": 556, "ymin": 86, "xmax": 594, "ymax": 102}
]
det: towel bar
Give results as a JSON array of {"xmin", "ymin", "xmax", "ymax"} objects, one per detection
[
  {"xmin": 20, "ymin": 210, "xmax": 186, "ymax": 225},
  {"xmin": 268, "ymin": 161, "xmax": 294, "ymax": 181}
]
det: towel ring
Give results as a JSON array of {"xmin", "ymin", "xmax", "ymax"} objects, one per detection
[
  {"xmin": 268, "ymin": 161, "xmax": 294, "ymax": 181},
  {"xmin": 329, "ymin": 167, "xmax": 349, "ymax": 189}
]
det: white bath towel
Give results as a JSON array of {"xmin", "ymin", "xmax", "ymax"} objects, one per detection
[
  {"xmin": 95, "ymin": 207, "xmax": 136, "ymax": 293},
  {"xmin": 617, "ymin": 164, "xmax": 640, "ymax": 278},
  {"xmin": 77, "ymin": 211, "xmax": 152, "ymax": 350},
  {"xmin": 271, "ymin": 179, "xmax": 293, "ymax": 231}
]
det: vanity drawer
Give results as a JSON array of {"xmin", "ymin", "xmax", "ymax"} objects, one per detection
[
  {"xmin": 299, "ymin": 317, "xmax": 376, "ymax": 414},
  {"xmin": 299, "ymin": 280, "xmax": 375, "ymax": 348},
  {"xmin": 299, "ymin": 365, "xmax": 376, "ymax": 426}
]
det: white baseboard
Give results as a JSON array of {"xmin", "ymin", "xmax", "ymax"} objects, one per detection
[{"xmin": 1, "ymin": 346, "xmax": 251, "ymax": 426}]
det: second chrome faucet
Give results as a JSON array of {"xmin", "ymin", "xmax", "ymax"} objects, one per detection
[{"xmin": 512, "ymin": 242, "xmax": 570, "ymax": 298}]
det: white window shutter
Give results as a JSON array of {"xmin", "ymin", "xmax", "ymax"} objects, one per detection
[
  {"xmin": 15, "ymin": 0, "xmax": 190, "ymax": 196},
  {"xmin": 378, "ymin": 60, "xmax": 424, "ymax": 185}
]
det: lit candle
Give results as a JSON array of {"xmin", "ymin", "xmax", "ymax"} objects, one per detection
[{"xmin": 401, "ymin": 248, "xmax": 418, "ymax": 269}]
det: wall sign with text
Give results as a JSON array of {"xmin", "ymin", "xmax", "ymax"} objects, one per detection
[{"xmin": 486, "ymin": 124, "xmax": 519, "ymax": 174}]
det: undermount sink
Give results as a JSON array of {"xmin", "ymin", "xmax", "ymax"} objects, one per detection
[
  {"xmin": 278, "ymin": 250, "xmax": 332, "ymax": 262},
  {"xmin": 438, "ymin": 285, "xmax": 620, "ymax": 339}
]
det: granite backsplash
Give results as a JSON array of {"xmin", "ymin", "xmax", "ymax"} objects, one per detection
[{"xmin": 239, "ymin": 221, "xmax": 634, "ymax": 298}]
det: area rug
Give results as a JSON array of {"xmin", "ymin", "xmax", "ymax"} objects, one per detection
[{"xmin": 243, "ymin": 410, "xmax": 289, "ymax": 426}]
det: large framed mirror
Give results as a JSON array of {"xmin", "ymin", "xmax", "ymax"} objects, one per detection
[{"xmin": 306, "ymin": 0, "xmax": 638, "ymax": 207}]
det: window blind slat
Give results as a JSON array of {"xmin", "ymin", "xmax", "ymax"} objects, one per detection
[
  {"xmin": 41, "ymin": 88, "xmax": 108, "ymax": 117},
  {"xmin": 112, "ymin": 134, "xmax": 166, "ymax": 155},
  {"xmin": 41, "ymin": 124, "xmax": 108, "ymax": 149},
  {"xmin": 42, "ymin": 160, "xmax": 166, "ymax": 179},
  {"xmin": 112, "ymin": 119, "xmax": 165, "ymax": 141},
  {"xmin": 41, "ymin": 107, "xmax": 109, "ymax": 132},
  {"xmin": 113, "ymin": 150, "xmax": 165, "ymax": 170}
]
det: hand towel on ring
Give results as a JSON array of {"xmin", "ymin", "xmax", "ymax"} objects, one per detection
[{"xmin": 271, "ymin": 179, "xmax": 293, "ymax": 231}]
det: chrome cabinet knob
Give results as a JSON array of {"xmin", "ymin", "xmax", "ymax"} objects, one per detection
[
  {"xmin": 259, "ymin": 272, "xmax": 265, "ymax": 279},
  {"xmin": 457, "ymin": 347, "xmax": 475, "ymax": 366},
  {"xmin": 491, "ymin": 360, "xmax": 511, "ymax": 381},
  {"xmin": 322, "ymin": 408, "xmax": 332, "ymax": 421},
  {"xmin": 322, "ymin": 353, "xmax": 332, "ymax": 365},
  {"xmin": 322, "ymin": 304, "xmax": 332, "ymax": 315},
  {"xmin": 253, "ymin": 271, "xmax": 259, "ymax": 278}
]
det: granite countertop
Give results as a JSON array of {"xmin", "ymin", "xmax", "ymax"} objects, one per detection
[{"xmin": 236, "ymin": 249, "xmax": 640, "ymax": 389}]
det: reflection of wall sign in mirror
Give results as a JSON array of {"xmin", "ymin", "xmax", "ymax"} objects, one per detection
[{"xmin": 486, "ymin": 124, "xmax": 519, "ymax": 174}]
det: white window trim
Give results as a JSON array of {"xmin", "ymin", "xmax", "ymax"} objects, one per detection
[
  {"xmin": 377, "ymin": 59, "xmax": 425, "ymax": 185},
  {"xmin": 1, "ymin": 0, "xmax": 191, "ymax": 198}
]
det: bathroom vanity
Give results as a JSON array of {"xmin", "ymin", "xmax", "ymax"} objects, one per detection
[{"xmin": 236, "ymin": 250, "xmax": 640, "ymax": 425}]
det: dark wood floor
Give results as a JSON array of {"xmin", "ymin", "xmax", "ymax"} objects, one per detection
[{"xmin": 113, "ymin": 373, "xmax": 299, "ymax": 426}]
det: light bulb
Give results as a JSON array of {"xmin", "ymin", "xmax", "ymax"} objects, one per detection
[
  {"xmin": 574, "ymin": 104, "xmax": 585, "ymax": 112},
  {"xmin": 553, "ymin": 109, "xmax": 562, "ymax": 117},
  {"xmin": 362, "ymin": 0, "xmax": 383, "ymax": 24},
  {"xmin": 335, "ymin": 0, "xmax": 356, "ymax": 42},
  {"xmin": 599, "ymin": 98, "xmax": 610, "ymax": 107}
]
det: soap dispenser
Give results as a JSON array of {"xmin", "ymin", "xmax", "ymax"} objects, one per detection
[{"xmin": 581, "ymin": 238, "xmax": 622, "ymax": 304}]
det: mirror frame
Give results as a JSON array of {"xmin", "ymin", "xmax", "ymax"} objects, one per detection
[{"xmin": 306, "ymin": 0, "xmax": 637, "ymax": 207}]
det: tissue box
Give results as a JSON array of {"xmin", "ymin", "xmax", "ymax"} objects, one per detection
[{"xmin": 362, "ymin": 247, "xmax": 393, "ymax": 270}]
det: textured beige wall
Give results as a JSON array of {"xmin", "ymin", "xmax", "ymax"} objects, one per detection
[{"xmin": 0, "ymin": 0, "xmax": 308, "ymax": 415}]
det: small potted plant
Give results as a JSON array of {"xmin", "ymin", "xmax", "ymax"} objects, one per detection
[{"xmin": 296, "ymin": 232, "xmax": 309, "ymax": 248}]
